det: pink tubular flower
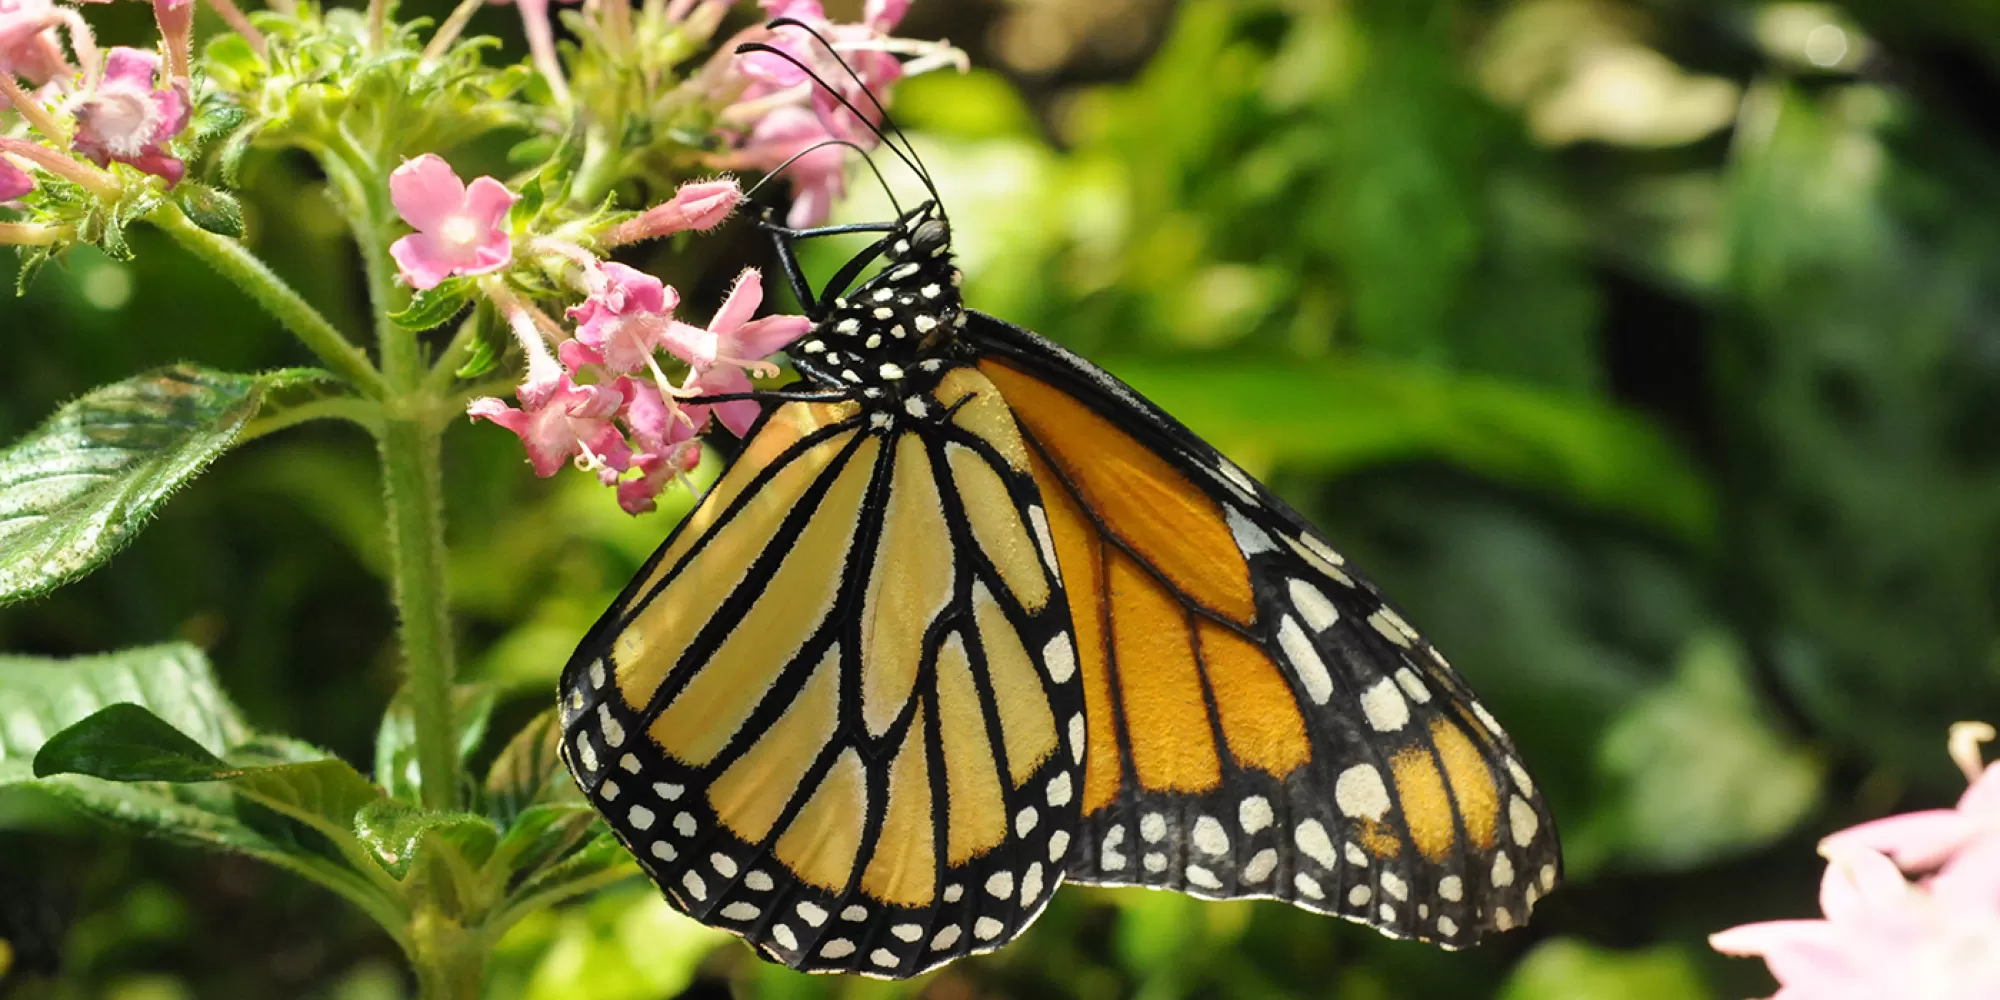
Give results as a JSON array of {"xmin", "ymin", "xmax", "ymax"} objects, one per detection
[
  {"xmin": 0, "ymin": 0, "xmax": 69, "ymax": 85},
  {"xmin": 387, "ymin": 154, "xmax": 516, "ymax": 291},
  {"xmin": 69, "ymin": 47, "xmax": 190, "ymax": 186},
  {"xmin": 719, "ymin": 0, "xmax": 960, "ymax": 226},
  {"xmin": 0, "ymin": 156, "xmax": 31, "ymax": 200},
  {"xmin": 1712, "ymin": 723, "xmax": 2000, "ymax": 999},
  {"xmin": 602, "ymin": 178, "xmax": 743, "ymax": 247},
  {"xmin": 468, "ymin": 377, "xmax": 631, "ymax": 479},
  {"xmin": 560, "ymin": 262, "xmax": 678, "ymax": 374},
  {"xmin": 663, "ymin": 268, "xmax": 810, "ymax": 374}
]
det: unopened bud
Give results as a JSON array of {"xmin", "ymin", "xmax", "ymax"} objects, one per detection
[{"xmin": 603, "ymin": 178, "xmax": 741, "ymax": 247}]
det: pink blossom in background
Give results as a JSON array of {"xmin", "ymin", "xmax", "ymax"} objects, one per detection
[
  {"xmin": 726, "ymin": 105, "xmax": 848, "ymax": 227},
  {"xmin": 0, "ymin": 156, "xmax": 32, "ymax": 200},
  {"xmin": 1712, "ymin": 722, "xmax": 2000, "ymax": 1000},
  {"xmin": 69, "ymin": 47, "xmax": 190, "ymax": 185},
  {"xmin": 0, "ymin": 0, "xmax": 69, "ymax": 85},
  {"xmin": 387, "ymin": 154, "xmax": 516, "ymax": 291},
  {"xmin": 722, "ymin": 0, "xmax": 960, "ymax": 226}
]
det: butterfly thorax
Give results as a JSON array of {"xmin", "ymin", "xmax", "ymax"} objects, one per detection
[{"xmin": 790, "ymin": 210, "xmax": 967, "ymax": 401}]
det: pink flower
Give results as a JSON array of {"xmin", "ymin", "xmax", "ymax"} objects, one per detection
[
  {"xmin": 468, "ymin": 377, "xmax": 631, "ymax": 479},
  {"xmin": 560, "ymin": 262, "xmax": 678, "ymax": 374},
  {"xmin": 69, "ymin": 47, "xmax": 190, "ymax": 186},
  {"xmin": 663, "ymin": 268, "xmax": 810, "ymax": 374},
  {"xmin": 728, "ymin": 105, "xmax": 848, "ymax": 227},
  {"xmin": 1821, "ymin": 724, "xmax": 2000, "ymax": 877},
  {"xmin": 1712, "ymin": 723, "xmax": 2000, "ymax": 999},
  {"xmin": 608, "ymin": 377, "xmax": 707, "ymax": 515},
  {"xmin": 0, "ymin": 156, "xmax": 31, "ymax": 200},
  {"xmin": 0, "ymin": 0, "xmax": 69, "ymax": 85},
  {"xmin": 387, "ymin": 154, "xmax": 516, "ymax": 291},
  {"xmin": 602, "ymin": 178, "xmax": 743, "ymax": 246}
]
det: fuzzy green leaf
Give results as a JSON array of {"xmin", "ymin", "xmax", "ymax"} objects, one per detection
[
  {"xmin": 390, "ymin": 277, "xmax": 474, "ymax": 331},
  {"xmin": 482, "ymin": 708, "xmax": 575, "ymax": 822},
  {"xmin": 0, "ymin": 366, "xmax": 336, "ymax": 604},
  {"xmin": 0, "ymin": 644, "xmax": 248, "ymax": 780},
  {"xmin": 175, "ymin": 182, "xmax": 246, "ymax": 238},
  {"xmin": 32, "ymin": 703, "xmax": 229, "ymax": 781},
  {"xmin": 0, "ymin": 646, "xmax": 405, "ymax": 934},
  {"xmin": 354, "ymin": 798, "xmax": 500, "ymax": 880}
]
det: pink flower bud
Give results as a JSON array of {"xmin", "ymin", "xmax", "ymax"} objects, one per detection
[
  {"xmin": 602, "ymin": 178, "xmax": 743, "ymax": 247},
  {"xmin": 0, "ymin": 155, "xmax": 31, "ymax": 200}
]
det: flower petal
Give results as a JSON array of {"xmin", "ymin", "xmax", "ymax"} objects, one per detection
[
  {"xmin": 726, "ymin": 314, "xmax": 812, "ymax": 362},
  {"xmin": 1823, "ymin": 811, "xmax": 1977, "ymax": 876},
  {"xmin": 101, "ymin": 46, "xmax": 160, "ymax": 88},
  {"xmin": 709, "ymin": 268, "xmax": 765, "ymax": 335},
  {"xmin": 461, "ymin": 175, "xmax": 519, "ymax": 230},
  {"xmin": 389, "ymin": 154, "xmax": 468, "ymax": 233},
  {"xmin": 389, "ymin": 233, "xmax": 457, "ymax": 291}
]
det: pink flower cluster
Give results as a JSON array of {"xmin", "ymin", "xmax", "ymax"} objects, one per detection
[
  {"xmin": 388, "ymin": 157, "xmax": 807, "ymax": 514},
  {"xmin": 718, "ymin": 0, "xmax": 956, "ymax": 227},
  {"xmin": 1712, "ymin": 722, "xmax": 2000, "ymax": 999}
]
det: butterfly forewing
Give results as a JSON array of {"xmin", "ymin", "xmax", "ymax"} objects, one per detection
[
  {"xmin": 968, "ymin": 314, "xmax": 1562, "ymax": 947},
  {"xmin": 560, "ymin": 369, "xmax": 1085, "ymax": 978}
]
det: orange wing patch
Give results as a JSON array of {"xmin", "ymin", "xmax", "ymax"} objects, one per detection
[
  {"xmin": 993, "ymin": 362, "xmax": 1314, "ymax": 811},
  {"xmin": 981, "ymin": 361, "xmax": 1255, "ymax": 625},
  {"xmin": 1028, "ymin": 446, "xmax": 1122, "ymax": 814},
  {"xmin": 1107, "ymin": 550, "xmax": 1221, "ymax": 794}
]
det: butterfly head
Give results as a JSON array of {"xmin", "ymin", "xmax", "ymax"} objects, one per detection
[{"xmin": 791, "ymin": 201, "xmax": 967, "ymax": 397}]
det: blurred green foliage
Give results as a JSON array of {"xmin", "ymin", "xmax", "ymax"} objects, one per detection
[{"xmin": 5, "ymin": 0, "xmax": 2000, "ymax": 997}]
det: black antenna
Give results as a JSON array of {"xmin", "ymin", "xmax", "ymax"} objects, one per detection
[
  {"xmin": 762, "ymin": 16, "xmax": 938, "ymax": 199},
  {"xmin": 741, "ymin": 136, "xmax": 904, "ymax": 220}
]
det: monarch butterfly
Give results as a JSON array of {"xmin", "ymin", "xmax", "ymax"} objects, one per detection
[{"xmin": 557, "ymin": 19, "xmax": 1559, "ymax": 979}]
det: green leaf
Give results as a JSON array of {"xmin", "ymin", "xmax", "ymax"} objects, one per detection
[
  {"xmin": 0, "ymin": 644, "xmax": 248, "ymax": 780},
  {"xmin": 1574, "ymin": 632, "xmax": 1824, "ymax": 872},
  {"xmin": 32, "ymin": 704, "xmax": 228, "ymax": 781},
  {"xmin": 0, "ymin": 366, "xmax": 335, "ymax": 604},
  {"xmin": 1498, "ymin": 940, "xmax": 1715, "ymax": 1000},
  {"xmin": 374, "ymin": 683, "xmax": 496, "ymax": 803},
  {"xmin": 1104, "ymin": 357, "xmax": 1716, "ymax": 546},
  {"xmin": 31, "ymin": 702, "xmax": 386, "ymax": 852},
  {"xmin": 175, "ymin": 182, "xmax": 246, "ymax": 238},
  {"xmin": 0, "ymin": 646, "xmax": 406, "ymax": 936},
  {"xmin": 218, "ymin": 122, "xmax": 262, "ymax": 188},
  {"xmin": 390, "ymin": 277, "xmax": 474, "ymax": 331},
  {"xmin": 454, "ymin": 318, "xmax": 500, "ymax": 379},
  {"xmin": 487, "ymin": 801, "xmax": 597, "ymax": 885},
  {"xmin": 511, "ymin": 176, "xmax": 545, "ymax": 228},
  {"xmin": 354, "ymin": 798, "xmax": 500, "ymax": 880},
  {"xmin": 482, "ymin": 708, "xmax": 576, "ymax": 822}
]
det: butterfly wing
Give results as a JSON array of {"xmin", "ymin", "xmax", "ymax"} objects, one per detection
[
  {"xmin": 966, "ymin": 312, "xmax": 1561, "ymax": 947},
  {"xmin": 558, "ymin": 372, "xmax": 1084, "ymax": 979}
]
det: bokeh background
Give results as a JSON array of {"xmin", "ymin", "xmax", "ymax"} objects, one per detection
[{"xmin": 6, "ymin": 0, "xmax": 2000, "ymax": 996}]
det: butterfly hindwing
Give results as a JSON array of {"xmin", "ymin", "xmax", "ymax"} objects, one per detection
[
  {"xmin": 559, "ymin": 368, "xmax": 1085, "ymax": 979},
  {"xmin": 966, "ymin": 312, "xmax": 1562, "ymax": 947}
]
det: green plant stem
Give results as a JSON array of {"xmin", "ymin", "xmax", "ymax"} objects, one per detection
[
  {"xmin": 237, "ymin": 396, "xmax": 383, "ymax": 444},
  {"xmin": 148, "ymin": 204, "xmax": 389, "ymax": 398}
]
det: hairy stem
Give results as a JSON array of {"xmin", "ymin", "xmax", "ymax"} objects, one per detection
[
  {"xmin": 345, "ymin": 140, "xmax": 463, "ymax": 817},
  {"xmin": 147, "ymin": 203, "xmax": 388, "ymax": 397}
]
